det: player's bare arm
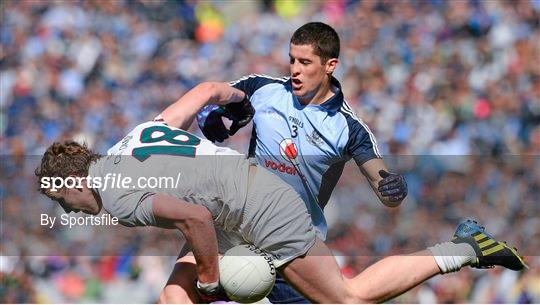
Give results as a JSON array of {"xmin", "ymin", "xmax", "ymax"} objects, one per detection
[
  {"xmin": 358, "ymin": 158, "xmax": 407, "ymax": 208},
  {"xmin": 151, "ymin": 193, "xmax": 220, "ymax": 285},
  {"xmin": 160, "ymin": 82, "xmax": 246, "ymax": 130}
]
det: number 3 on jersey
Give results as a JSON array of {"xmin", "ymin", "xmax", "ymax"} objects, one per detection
[{"xmin": 133, "ymin": 125, "xmax": 201, "ymax": 162}]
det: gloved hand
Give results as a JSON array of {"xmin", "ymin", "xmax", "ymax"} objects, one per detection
[
  {"xmin": 197, "ymin": 105, "xmax": 230, "ymax": 143},
  {"xmin": 378, "ymin": 170, "xmax": 408, "ymax": 202},
  {"xmin": 197, "ymin": 97, "xmax": 255, "ymax": 143},
  {"xmin": 224, "ymin": 97, "xmax": 255, "ymax": 136},
  {"xmin": 196, "ymin": 280, "xmax": 230, "ymax": 303}
]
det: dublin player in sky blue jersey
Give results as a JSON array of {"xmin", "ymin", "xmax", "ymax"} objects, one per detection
[
  {"xmin": 199, "ymin": 24, "xmax": 407, "ymax": 239},
  {"xmin": 196, "ymin": 22, "xmax": 408, "ymax": 303}
]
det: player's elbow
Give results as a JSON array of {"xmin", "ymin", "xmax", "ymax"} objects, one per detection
[
  {"xmin": 196, "ymin": 82, "xmax": 220, "ymax": 101},
  {"xmin": 174, "ymin": 205, "xmax": 214, "ymax": 233},
  {"xmin": 196, "ymin": 82, "xmax": 216, "ymax": 93}
]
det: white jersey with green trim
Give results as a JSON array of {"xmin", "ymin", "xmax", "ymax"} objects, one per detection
[
  {"xmin": 106, "ymin": 120, "xmax": 242, "ymax": 158},
  {"xmin": 88, "ymin": 121, "xmax": 250, "ymax": 232}
]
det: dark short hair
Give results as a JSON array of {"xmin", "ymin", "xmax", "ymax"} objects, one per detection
[{"xmin": 290, "ymin": 22, "xmax": 340, "ymax": 63}]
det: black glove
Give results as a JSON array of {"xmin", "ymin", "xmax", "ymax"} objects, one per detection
[
  {"xmin": 197, "ymin": 97, "xmax": 255, "ymax": 143},
  {"xmin": 378, "ymin": 170, "xmax": 408, "ymax": 202},
  {"xmin": 195, "ymin": 280, "xmax": 230, "ymax": 303},
  {"xmin": 224, "ymin": 97, "xmax": 255, "ymax": 135},
  {"xmin": 199, "ymin": 106, "xmax": 230, "ymax": 143}
]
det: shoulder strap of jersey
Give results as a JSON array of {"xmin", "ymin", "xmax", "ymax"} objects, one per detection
[{"xmin": 229, "ymin": 74, "xmax": 289, "ymax": 96}]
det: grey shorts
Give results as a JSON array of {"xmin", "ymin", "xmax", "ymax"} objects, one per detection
[{"xmin": 238, "ymin": 166, "xmax": 317, "ymax": 268}]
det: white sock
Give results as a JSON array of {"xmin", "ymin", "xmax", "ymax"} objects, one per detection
[{"xmin": 428, "ymin": 242, "xmax": 477, "ymax": 273}]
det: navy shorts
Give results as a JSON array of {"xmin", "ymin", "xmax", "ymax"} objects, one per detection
[{"xmin": 267, "ymin": 274, "xmax": 310, "ymax": 304}]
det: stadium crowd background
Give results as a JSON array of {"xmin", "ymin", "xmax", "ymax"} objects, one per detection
[{"xmin": 1, "ymin": 0, "xmax": 539, "ymax": 303}]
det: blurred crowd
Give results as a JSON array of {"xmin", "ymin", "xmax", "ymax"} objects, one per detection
[{"xmin": 1, "ymin": 0, "xmax": 539, "ymax": 303}]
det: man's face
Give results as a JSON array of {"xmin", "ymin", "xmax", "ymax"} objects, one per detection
[
  {"xmin": 289, "ymin": 43, "xmax": 329, "ymax": 101},
  {"xmin": 46, "ymin": 185, "xmax": 99, "ymax": 215}
]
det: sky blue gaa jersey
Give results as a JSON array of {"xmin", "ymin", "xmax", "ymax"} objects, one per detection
[{"xmin": 198, "ymin": 74, "xmax": 381, "ymax": 238}]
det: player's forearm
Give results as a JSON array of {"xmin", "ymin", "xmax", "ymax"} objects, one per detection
[
  {"xmin": 160, "ymin": 82, "xmax": 245, "ymax": 129},
  {"xmin": 181, "ymin": 215, "xmax": 220, "ymax": 284},
  {"xmin": 205, "ymin": 82, "xmax": 246, "ymax": 106},
  {"xmin": 160, "ymin": 83, "xmax": 214, "ymax": 129},
  {"xmin": 151, "ymin": 195, "xmax": 220, "ymax": 283},
  {"xmin": 359, "ymin": 159, "xmax": 406, "ymax": 207}
]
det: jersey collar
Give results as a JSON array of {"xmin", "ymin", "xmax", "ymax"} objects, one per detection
[
  {"xmin": 319, "ymin": 76, "xmax": 345, "ymax": 113},
  {"xmin": 287, "ymin": 76, "xmax": 345, "ymax": 113}
]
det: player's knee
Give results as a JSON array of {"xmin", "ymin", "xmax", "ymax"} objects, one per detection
[{"xmin": 158, "ymin": 286, "xmax": 194, "ymax": 304}]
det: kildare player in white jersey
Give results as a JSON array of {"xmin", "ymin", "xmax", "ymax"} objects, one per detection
[{"xmin": 36, "ymin": 83, "xmax": 527, "ymax": 303}]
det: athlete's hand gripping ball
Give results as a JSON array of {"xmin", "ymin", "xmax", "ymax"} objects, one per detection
[
  {"xmin": 196, "ymin": 280, "xmax": 230, "ymax": 303},
  {"xmin": 197, "ymin": 97, "xmax": 255, "ymax": 143},
  {"xmin": 378, "ymin": 170, "xmax": 408, "ymax": 202}
]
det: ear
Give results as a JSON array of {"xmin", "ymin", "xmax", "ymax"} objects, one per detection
[
  {"xmin": 77, "ymin": 179, "xmax": 89, "ymax": 192},
  {"xmin": 67, "ymin": 175, "xmax": 86, "ymax": 191},
  {"xmin": 325, "ymin": 58, "xmax": 338, "ymax": 75}
]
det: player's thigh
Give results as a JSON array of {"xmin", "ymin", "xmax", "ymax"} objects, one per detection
[
  {"xmin": 159, "ymin": 255, "xmax": 198, "ymax": 304},
  {"xmin": 278, "ymin": 238, "xmax": 354, "ymax": 304},
  {"xmin": 267, "ymin": 274, "xmax": 311, "ymax": 304}
]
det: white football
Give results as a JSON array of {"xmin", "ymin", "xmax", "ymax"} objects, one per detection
[{"xmin": 219, "ymin": 244, "xmax": 276, "ymax": 303}]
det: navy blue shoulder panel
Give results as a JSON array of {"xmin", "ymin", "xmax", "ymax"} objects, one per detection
[
  {"xmin": 339, "ymin": 105, "xmax": 381, "ymax": 165},
  {"xmin": 229, "ymin": 74, "xmax": 289, "ymax": 97}
]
